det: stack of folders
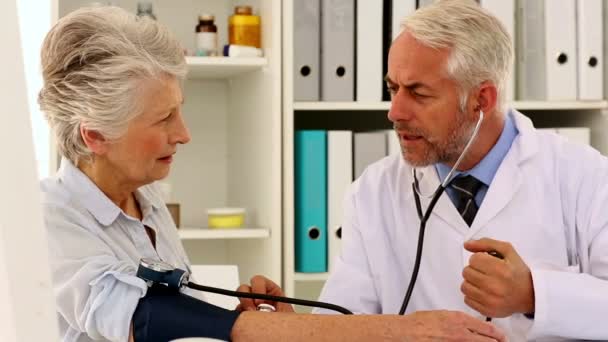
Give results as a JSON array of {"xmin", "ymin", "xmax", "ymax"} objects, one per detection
[
  {"xmin": 294, "ymin": 130, "xmax": 400, "ymax": 273},
  {"xmin": 518, "ymin": 0, "xmax": 603, "ymax": 101},
  {"xmin": 294, "ymin": 0, "xmax": 605, "ymax": 103}
]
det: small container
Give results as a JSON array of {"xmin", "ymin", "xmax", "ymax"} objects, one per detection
[
  {"xmin": 223, "ymin": 44, "xmax": 263, "ymax": 57},
  {"xmin": 136, "ymin": 2, "xmax": 156, "ymax": 20},
  {"xmin": 196, "ymin": 14, "xmax": 218, "ymax": 56},
  {"xmin": 207, "ymin": 208, "xmax": 246, "ymax": 229},
  {"xmin": 228, "ymin": 5, "xmax": 261, "ymax": 48}
]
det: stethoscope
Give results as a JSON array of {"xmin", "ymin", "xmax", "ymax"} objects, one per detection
[
  {"xmin": 397, "ymin": 110, "xmax": 502, "ymax": 323},
  {"xmin": 137, "ymin": 110, "xmax": 502, "ymax": 321},
  {"xmin": 136, "ymin": 258, "xmax": 353, "ymax": 314}
]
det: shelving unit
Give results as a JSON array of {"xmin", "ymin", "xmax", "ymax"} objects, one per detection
[
  {"xmin": 178, "ymin": 228, "xmax": 270, "ymax": 240},
  {"xmin": 294, "ymin": 100, "xmax": 608, "ymax": 111},
  {"xmin": 186, "ymin": 56, "xmax": 268, "ymax": 79},
  {"xmin": 55, "ymin": 0, "xmax": 283, "ymax": 285},
  {"xmin": 293, "ymin": 272, "xmax": 329, "ymax": 282}
]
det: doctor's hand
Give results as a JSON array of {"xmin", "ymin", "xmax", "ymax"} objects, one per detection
[
  {"xmin": 235, "ymin": 275, "xmax": 295, "ymax": 313},
  {"xmin": 461, "ymin": 238, "xmax": 535, "ymax": 318}
]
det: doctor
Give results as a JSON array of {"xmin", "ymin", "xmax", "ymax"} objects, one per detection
[{"xmin": 308, "ymin": 0, "xmax": 608, "ymax": 340}]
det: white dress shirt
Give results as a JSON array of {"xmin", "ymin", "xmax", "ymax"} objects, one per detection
[{"xmin": 41, "ymin": 158, "xmax": 202, "ymax": 342}]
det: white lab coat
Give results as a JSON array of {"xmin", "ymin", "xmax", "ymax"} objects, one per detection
[{"xmin": 316, "ymin": 111, "xmax": 608, "ymax": 341}]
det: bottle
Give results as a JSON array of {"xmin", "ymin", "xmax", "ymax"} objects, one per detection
[
  {"xmin": 228, "ymin": 5, "xmax": 261, "ymax": 48},
  {"xmin": 136, "ymin": 2, "xmax": 156, "ymax": 20},
  {"xmin": 196, "ymin": 14, "xmax": 218, "ymax": 56}
]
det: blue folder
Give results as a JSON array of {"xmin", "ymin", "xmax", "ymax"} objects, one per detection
[{"xmin": 295, "ymin": 130, "xmax": 328, "ymax": 273}]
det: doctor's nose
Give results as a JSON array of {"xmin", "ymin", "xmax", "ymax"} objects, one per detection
[{"xmin": 387, "ymin": 91, "xmax": 415, "ymax": 123}]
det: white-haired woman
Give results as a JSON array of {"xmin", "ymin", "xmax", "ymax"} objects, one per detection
[{"xmin": 38, "ymin": 6, "xmax": 505, "ymax": 342}]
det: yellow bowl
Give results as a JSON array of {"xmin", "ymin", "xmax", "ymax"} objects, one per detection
[{"xmin": 207, "ymin": 208, "xmax": 245, "ymax": 229}]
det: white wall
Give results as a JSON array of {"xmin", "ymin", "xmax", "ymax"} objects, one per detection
[
  {"xmin": 0, "ymin": 0, "xmax": 59, "ymax": 340},
  {"xmin": 16, "ymin": 0, "xmax": 53, "ymax": 178}
]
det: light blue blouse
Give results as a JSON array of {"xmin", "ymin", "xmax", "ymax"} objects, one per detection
[{"xmin": 41, "ymin": 158, "xmax": 203, "ymax": 342}]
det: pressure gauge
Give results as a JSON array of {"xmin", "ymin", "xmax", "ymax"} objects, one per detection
[{"xmin": 136, "ymin": 258, "xmax": 189, "ymax": 289}]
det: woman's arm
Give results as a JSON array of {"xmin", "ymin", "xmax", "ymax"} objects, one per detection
[{"xmin": 231, "ymin": 310, "xmax": 506, "ymax": 341}]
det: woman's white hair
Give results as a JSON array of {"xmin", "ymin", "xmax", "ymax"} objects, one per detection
[
  {"xmin": 38, "ymin": 6, "xmax": 187, "ymax": 165},
  {"xmin": 401, "ymin": 0, "xmax": 513, "ymax": 113}
]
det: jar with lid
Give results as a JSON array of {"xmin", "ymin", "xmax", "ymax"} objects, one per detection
[
  {"xmin": 196, "ymin": 14, "xmax": 218, "ymax": 56},
  {"xmin": 228, "ymin": 5, "xmax": 261, "ymax": 48},
  {"xmin": 136, "ymin": 2, "xmax": 156, "ymax": 20}
]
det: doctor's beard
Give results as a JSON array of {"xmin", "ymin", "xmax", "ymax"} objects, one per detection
[{"xmin": 396, "ymin": 108, "xmax": 478, "ymax": 167}]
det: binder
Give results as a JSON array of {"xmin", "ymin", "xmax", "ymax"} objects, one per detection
[
  {"xmin": 295, "ymin": 131, "xmax": 328, "ymax": 273},
  {"xmin": 385, "ymin": 129, "xmax": 401, "ymax": 156},
  {"xmin": 321, "ymin": 0, "xmax": 355, "ymax": 101},
  {"xmin": 327, "ymin": 131, "xmax": 353, "ymax": 271},
  {"xmin": 480, "ymin": 0, "xmax": 515, "ymax": 102},
  {"xmin": 605, "ymin": 0, "xmax": 608, "ymax": 101},
  {"xmin": 356, "ymin": 0, "xmax": 384, "ymax": 102},
  {"xmin": 517, "ymin": 0, "xmax": 577, "ymax": 101},
  {"xmin": 294, "ymin": 0, "xmax": 321, "ymax": 101},
  {"xmin": 354, "ymin": 131, "xmax": 387, "ymax": 179},
  {"xmin": 417, "ymin": 0, "xmax": 435, "ymax": 8},
  {"xmin": 382, "ymin": 0, "xmax": 393, "ymax": 101},
  {"xmin": 576, "ymin": 0, "xmax": 603, "ymax": 100},
  {"xmin": 391, "ymin": 0, "xmax": 416, "ymax": 40}
]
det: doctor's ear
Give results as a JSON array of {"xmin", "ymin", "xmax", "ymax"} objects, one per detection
[
  {"xmin": 80, "ymin": 124, "xmax": 108, "ymax": 155},
  {"xmin": 473, "ymin": 81, "xmax": 497, "ymax": 115}
]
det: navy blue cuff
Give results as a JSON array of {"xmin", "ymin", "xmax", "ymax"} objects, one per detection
[{"xmin": 133, "ymin": 284, "xmax": 240, "ymax": 342}]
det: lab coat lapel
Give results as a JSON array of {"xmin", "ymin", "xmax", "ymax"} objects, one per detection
[
  {"xmin": 468, "ymin": 151, "xmax": 522, "ymax": 235},
  {"xmin": 469, "ymin": 110, "xmax": 538, "ymax": 236},
  {"xmin": 416, "ymin": 165, "xmax": 469, "ymax": 235}
]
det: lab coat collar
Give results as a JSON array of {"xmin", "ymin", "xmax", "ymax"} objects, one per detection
[
  {"xmin": 58, "ymin": 158, "xmax": 163, "ymax": 226},
  {"xmin": 411, "ymin": 109, "xmax": 539, "ymax": 236}
]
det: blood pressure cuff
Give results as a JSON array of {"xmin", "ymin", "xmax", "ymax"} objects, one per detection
[{"xmin": 133, "ymin": 284, "xmax": 240, "ymax": 342}]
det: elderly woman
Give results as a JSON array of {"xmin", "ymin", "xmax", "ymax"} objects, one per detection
[{"xmin": 38, "ymin": 6, "xmax": 504, "ymax": 342}]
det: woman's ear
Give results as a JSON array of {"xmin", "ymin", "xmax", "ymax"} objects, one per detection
[{"xmin": 80, "ymin": 124, "xmax": 108, "ymax": 155}]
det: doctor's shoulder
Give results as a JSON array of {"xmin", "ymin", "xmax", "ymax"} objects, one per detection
[
  {"xmin": 534, "ymin": 127, "xmax": 608, "ymax": 187},
  {"xmin": 536, "ymin": 128, "xmax": 606, "ymax": 168},
  {"xmin": 351, "ymin": 153, "xmax": 405, "ymax": 196}
]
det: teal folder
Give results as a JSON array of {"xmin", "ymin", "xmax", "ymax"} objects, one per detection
[{"xmin": 295, "ymin": 130, "xmax": 328, "ymax": 272}]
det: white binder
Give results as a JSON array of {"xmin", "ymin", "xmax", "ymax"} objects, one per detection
[
  {"xmin": 321, "ymin": 0, "xmax": 355, "ymax": 101},
  {"xmin": 294, "ymin": 0, "xmax": 321, "ymax": 101},
  {"xmin": 576, "ymin": 0, "xmax": 603, "ymax": 100},
  {"xmin": 605, "ymin": 0, "xmax": 608, "ymax": 101},
  {"xmin": 517, "ymin": 0, "xmax": 577, "ymax": 101},
  {"xmin": 356, "ymin": 0, "xmax": 383, "ymax": 102},
  {"xmin": 385, "ymin": 129, "xmax": 401, "ymax": 156},
  {"xmin": 391, "ymin": 0, "xmax": 416, "ymax": 40},
  {"xmin": 328, "ymin": 131, "xmax": 353, "ymax": 271},
  {"xmin": 417, "ymin": 0, "xmax": 435, "ymax": 8},
  {"xmin": 480, "ymin": 0, "xmax": 515, "ymax": 102}
]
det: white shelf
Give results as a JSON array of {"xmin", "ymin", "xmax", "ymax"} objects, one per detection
[
  {"xmin": 293, "ymin": 101, "xmax": 608, "ymax": 111},
  {"xmin": 294, "ymin": 102, "xmax": 391, "ymax": 111},
  {"xmin": 178, "ymin": 227, "xmax": 270, "ymax": 240},
  {"xmin": 294, "ymin": 272, "xmax": 329, "ymax": 282},
  {"xmin": 513, "ymin": 101, "xmax": 608, "ymax": 110},
  {"xmin": 186, "ymin": 57, "xmax": 267, "ymax": 79}
]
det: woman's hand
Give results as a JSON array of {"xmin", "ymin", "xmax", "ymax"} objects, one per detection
[{"xmin": 235, "ymin": 275, "xmax": 295, "ymax": 312}]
